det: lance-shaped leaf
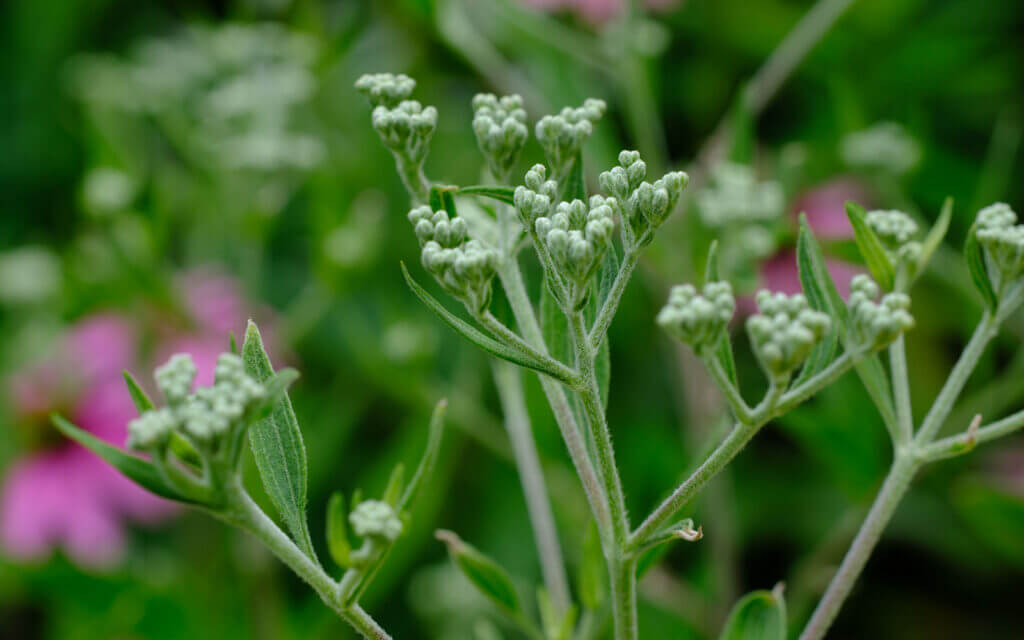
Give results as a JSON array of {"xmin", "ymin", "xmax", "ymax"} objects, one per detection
[
  {"xmin": 719, "ymin": 585, "xmax": 787, "ymax": 640},
  {"xmin": 402, "ymin": 263, "xmax": 578, "ymax": 386},
  {"xmin": 913, "ymin": 196, "xmax": 953, "ymax": 283},
  {"xmin": 399, "ymin": 399, "xmax": 447, "ymax": 511},
  {"xmin": 846, "ymin": 201, "xmax": 895, "ymax": 291},
  {"xmin": 965, "ymin": 222, "xmax": 999, "ymax": 310},
  {"xmin": 703, "ymin": 240, "xmax": 740, "ymax": 388},
  {"xmin": 458, "ymin": 185, "xmax": 516, "ymax": 206},
  {"xmin": 123, "ymin": 371, "xmax": 155, "ymax": 413},
  {"xmin": 436, "ymin": 529, "xmax": 522, "ymax": 616},
  {"xmin": 326, "ymin": 492, "xmax": 352, "ymax": 569},
  {"xmin": 242, "ymin": 321, "xmax": 317, "ymax": 561},
  {"xmin": 53, "ymin": 415, "xmax": 200, "ymax": 504},
  {"xmin": 792, "ymin": 224, "xmax": 839, "ymax": 386}
]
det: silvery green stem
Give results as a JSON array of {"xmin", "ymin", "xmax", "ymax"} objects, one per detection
[
  {"xmin": 914, "ymin": 312, "xmax": 998, "ymax": 444},
  {"xmin": 921, "ymin": 406, "xmax": 1024, "ymax": 461},
  {"xmin": 799, "ymin": 454, "xmax": 919, "ymax": 640},
  {"xmin": 394, "ymin": 152, "xmax": 430, "ymax": 205},
  {"xmin": 219, "ymin": 480, "xmax": 390, "ymax": 640},
  {"xmin": 889, "ymin": 337, "xmax": 914, "ymax": 444},
  {"xmin": 492, "ymin": 360, "xmax": 572, "ymax": 615},
  {"xmin": 588, "ymin": 251, "xmax": 641, "ymax": 352},
  {"xmin": 479, "ymin": 311, "xmax": 582, "ymax": 385}
]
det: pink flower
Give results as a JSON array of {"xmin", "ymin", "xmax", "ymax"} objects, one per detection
[
  {"xmin": 741, "ymin": 178, "xmax": 868, "ymax": 314},
  {"xmin": 520, "ymin": 0, "xmax": 678, "ymax": 23},
  {"xmin": 1, "ymin": 315, "xmax": 177, "ymax": 568}
]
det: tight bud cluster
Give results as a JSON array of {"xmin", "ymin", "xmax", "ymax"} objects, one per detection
[
  {"xmin": 472, "ymin": 94, "xmax": 528, "ymax": 180},
  {"xmin": 534, "ymin": 198, "xmax": 615, "ymax": 300},
  {"xmin": 975, "ymin": 203, "xmax": 1024, "ymax": 282},
  {"xmin": 598, "ymin": 151, "xmax": 687, "ymax": 249},
  {"xmin": 656, "ymin": 282, "xmax": 735, "ymax": 352},
  {"xmin": 696, "ymin": 163, "xmax": 784, "ymax": 229},
  {"xmin": 370, "ymin": 100, "xmax": 438, "ymax": 164},
  {"xmin": 841, "ymin": 122, "xmax": 920, "ymax": 176},
  {"xmin": 866, "ymin": 209, "xmax": 919, "ymax": 250},
  {"xmin": 535, "ymin": 99, "xmax": 606, "ymax": 177},
  {"xmin": 847, "ymin": 275, "xmax": 915, "ymax": 351},
  {"xmin": 746, "ymin": 291, "xmax": 831, "ymax": 379},
  {"xmin": 128, "ymin": 353, "xmax": 266, "ymax": 451},
  {"xmin": 410, "ymin": 206, "xmax": 498, "ymax": 314},
  {"xmin": 355, "ymin": 73, "xmax": 416, "ymax": 109},
  {"xmin": 514, "ymin": 164, "xmax": 559, "ymax": 225},
  {"xmin": 349, "ymin": 500, "xmax": 403, "ymax": 542}
]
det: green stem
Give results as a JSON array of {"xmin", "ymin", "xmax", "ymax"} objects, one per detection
[
  {"xmin": 492, "ymin": 361, "xmax": 572, "ymax": 616},
  {"xmin": 889, "ymin": 337, "xmax": 914, "ymax": 444},
  {"xmin": 394, "ymin": 153, "xmax": 429, "ymax": 205},
  {"xmin": 219, "ymin": 481, "xmax": 390, "ymax": 640},
  {"xmin": 921, "ymin": 406, "xmax": 1024, "ymax": 461},
  {"xmin": 914, "ymin": 312, "xmax": 997, "ymax": 444},
  {"xmin": 798, "ymin": 455, "xmax": 919, "ymax": 640},
  {"xmin": 588, "ymin": 251, "xmax": 640, "ymax": 352}
]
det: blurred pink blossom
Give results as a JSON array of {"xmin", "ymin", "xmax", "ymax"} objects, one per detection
[
  {"xmin": 521, "ymin": 0, "xmax": 678, "ymax": 23},
  {"xmin": 1, "ymin": 269, "xmax": 277, "ymax": 568}
]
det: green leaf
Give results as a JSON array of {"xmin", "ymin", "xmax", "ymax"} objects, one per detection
[
  {"xmin": 459, "ymin": 185, "xmax": 516, "ymax": 206},
  {"xmin": 326, "ymin": 492, "xmax": 352, "ymax": 569},
  {"xmin": 718, "ymin": 587, "xmax": 787, "ymax": 640},
  {"xmin": 541, "ymin": 277, "xmax": 573, "ymax": 367},
  {"xmin": 914, "ymin": 196, "xmax": 953, "ymax": 282},
  {"xmin": 727, "ymin": 96, "xmax": 755, "ymax": 164},
  {"xmin": 242, "ymin": 321, "xmax": 317, "ymax": 561},
  {"xmin": 383, "ymin": 463, "xmax": 405, "ymax": 506},
  {"xmin": 402, "ymin": 263, "xmax": 577, "ymax": 386},
  {"xmin": 596, "ymin": 243, "xmax": 620, "ymax": 310},
  {"xmin": 578, "ymin": 522, "xmax": 606, "ymax": 610},
  {"xmin": 846, "ymin": 201, "xmax": 894, "ymax": 291},
  {"xmin": 563, "ymin": 152, "xmax": 586, "ymax": 202},
  {"xmin": 437, "ymin": 529, "xmax": 522, "ymax": 615},
  {"xmin": 53, "ymin": 415, "xmax": 199, "ymax": 504},
  {"xmin": 793, "ymin": 224, "xmax": 839, "ymax": 386},
  {"xmin": 229, "ymin": 331, "xmax": 239, "ymax": 355},
  {"xmin": 251, "ymin": 368, "xmax": 300, "ymax": 421},
  {"xmin": 399, "ymin": 398, "xmax": 447, "ymax": 511},
  {"xmin": 122, "ymin": 370, "xmax": 155, "ymax": 414},
  {"xmin": 704, "ymin": 240, "xmax": 721, "ymax": 284},
  {"xmin": 965, "ymin": 222, "xmax": 999, "ymax": 310},
  {"xmin": 538, "ymin": 588, "xmax": 578, "ymax": 640}
]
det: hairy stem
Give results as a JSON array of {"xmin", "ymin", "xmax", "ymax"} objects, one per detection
[
  {"xmin": 589, "ymin": 251, "xmax": 641, "ymax": 352},
  {"xmin": 219, "ymin": 481, "xmax": 390, "ymax": 640},
  {"xmin": 889, "ymin": 337, "xmax": 914, "ymax": 444},
  {"xmin": 492, "ymin": 360, "xmax": 572, "ymax": 615},
  {"xmin": 921, "ymin": 406, "xmax": 1024, "ymax": 461},
  {"xmin": 799, "ymin": 455, "xmax": 918, "ymax": 640}
]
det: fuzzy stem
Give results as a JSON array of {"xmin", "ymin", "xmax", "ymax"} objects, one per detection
[
  {"xmin": 588, "ymin": 251, "xmax": 641, "ymax": 352},
  {"xmin": 492, "ymin": 360, "xmax": 572, "ymax": 615},
  {"xmin": 914, "ymin": 312, "xmax": 997, "ymax": 444},
  {"xmin": 219, "ymin": 481, "xmax": 390, "ymax": 640},
  {"xmin": 921, "ymin": 406, "xmax": 1024, "ymax": 461},
  {"xmin": 889, "ymin": 336, "xmax": 914, "ymax": 444},
  {"xmin": 393, "ymin": 152, "xmax": 430, "ymax": 205},
  {"xmin": 799, "ymin": 455, "xmax": 919, "ymax": 640}
]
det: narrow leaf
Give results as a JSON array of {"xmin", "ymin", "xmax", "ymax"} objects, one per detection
[
  {"xmin": 123, "ymin": 371, "xmax": 155, "ymax": 414},
  {"xmin": 242, "ymin": 321, "xmax": 317, "ymax": 561},
  {"xmin": 399, "ymin": 398, "xmax": 447, "ymax": 511},
  {"xmin": 229, "ymin": 331, "xmax": 238, "ymax": 355},
  {"xmin": 915, "ymin": 196, "xmax": 953, "ymax": 281},
  {"xmin": 965, "ymin": 223, "xmax": 999, "ymax": 310},
  {"xmin": 458, "ymin": 185, "xmax": 516, "ymax": 206},
  {"xmin": 578, "ymin": 522, "xmax": 606, "ymax": 610},
  {"xmin": 402, "ymin": 263, "xmax": 576, "ymax": 385},
  {"xmin": 383, "ymin": 463, "xmax": 405, "ymax": 506},
  {"xmin": 53, "ymin": 415, "xmax": 198, "ymax": 504},
  {"xmin": 704, "ymin": 240, "xmax": 721, "ymax": 284},
  {"xmin": 596, "ymin": 244, "xmax": 620, "ymax": 310},
  {"xmin": 251, "ymin": 368, "xmax": 300, "ymax": 421},
  {"xmin": 437, "ymin": 529, "xmax": 522, "ymax": 615},
  {"xmin": 718, "ymin": 586, "xmax": 787, "ymax": 640},
  {"xmin": 429, "ymin": 185, "xmax": 444, "ymax": 213},
  {"xmin": 846, "ymin": 201, "xmax": 894, "ymax": 291},
  {"xmin": 440, "ymin": 187, "xmax": 459, "ymax": 219},
  {"xmin": 326, "ymin": 492, "xmax": 352, "ymax": 569},
  {"xmin": 541, "ymin": 277, "xmax": 573, "ymax": 368},
  {"xmin": 793, "ymin": 226, "xmax": 839, "ymax": 386}
]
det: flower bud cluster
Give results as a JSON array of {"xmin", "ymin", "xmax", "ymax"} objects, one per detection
[
  {"xmin": 867, "ymin": 209, "xmax": 922, "ymax": 268},
  {"xmin": 472, "ymin": 93, "xmax": 528, "ymax": 180},
  {"xmin": 975, "ymin": 203, "xmax": 1024, "ymax": 282},
  {"xmin": 349, "ymin": 499, "xmax": 403, "ymax": 542},
  {"xmin": 841, "ymin": 122, "xmax": 920, "ymax": 176},
  {"xmin": 696, "ymin": 163, "xmax": 784, "ymax": 229},
  {"xmin": 847, "ymin": 275, "xmax": 915, "ymax": 352},
  {"xmin": 535, "ymin": 98, "xmax": 606, "ymax": 177},
  {"xmin": 513, "ymin": 164, "xmax": 560, "ymax": 225},
  {"xmin": 129, "ymin": 353, "xmax": 266, "ymax": 451},
  {"xmin": 598, "ymin": 151, "xmax": 687, "ymax": 249},
  {"xmin": 656, "ymin": 282, "xmax": 735, "ymax": 352},
  {"xmin": 746, "ymin": 291, "xmax": 831, "ymax": 379},
  {"xmin": 409, "ymin": 206, "xmax": 498, "ymax": 314},
  {"xmin": 534, "ymin": 198, "xmax": 616, "ymax": 296},
  {"xmin": 355, "ymin": 73, "xmax": 416, "ymax": 109},
  {"xmin": 370, "ymin": 100, "xmax": 438, "ymax": 165}
]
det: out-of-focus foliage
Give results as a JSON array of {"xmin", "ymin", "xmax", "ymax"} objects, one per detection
[{"xmin": 1, "ymin": 0, "xmax": 1023, "ymax": 638}]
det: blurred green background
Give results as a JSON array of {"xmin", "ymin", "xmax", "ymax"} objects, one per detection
[{"xmin": 2, "ymin": 0, "xmax": 1023, "ymax": 638}]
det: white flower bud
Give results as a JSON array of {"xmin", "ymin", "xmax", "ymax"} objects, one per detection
[
  {"xmin": 975, "ymin": 203, "xmax": 1024, "ymax": 282},
  {"xmin": 866, "ymin": 209, "xmax": 919, "ymax": 251},
  {"xmin": 535, "ymin": 99, "xmax": 606, "ymax": 176},
  {"xmin": 657, "ymin": 282, "xmax": 735, "ymax": 351},
  {"xmin": 472, "ymin": 93, "xmax": 529, "ymax": 179},
  {"xmin": 127, "ymin": 408, "xmax": 178, "ymax": 451},
  {"xmin": 349, "ymin": 499, "xmax": 403, "ymax": 542},
  {"xmin": 841, "ymin": 122, "xmax": 920, "ymax": 175},
  {"xmin": 355, "ymin": 73, "xmax": 416, "ymax": 108},
  {"xmin": 847, "ymin": 274, "xmax": 915, "ymax": 350},
  {"xmin": 746, "ymin": 291, "xmax": 831, "ymax": 379},
  {"xmin": 155, "ymin": 354, "xmax": 197, "ymax": 405}
]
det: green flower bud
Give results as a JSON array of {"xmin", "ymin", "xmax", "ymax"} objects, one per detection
[
  {"xmin": 472, "ymin": 93, "xmax": 528, "ymax": 180},
  {"xmin": 355, "ymin": 73, "xmax": 416, "ymax": 108},
  {"xmin": 535, "ymin": 199, "xmax": 615, "ymax": 292},
  {"xmin": 514, "ymin": 173, "xmax": 556, "ymax": 225},
  {"xmin": 975, "ymin": 203, "xmax": 1024, "ymax": 282},
  {"xmin": 657, "ymin": 282, "xmax": 735, "ymax": 352},
  {"xmin": 746, "ymin": 291, "xmax": 831, "ymax": 379},
  {"xmin": 155, "ymin": 353, "xmax": 197, "ymax": 405},
  {"xmin": 127, "ymin": 407, "xmax": 178, "ymax": 451},
  {"xmin": 627, "ymin": 171, "xmax": 688, "ymax": 242},
  {"xmin": 599, "ymin": 150, "xmax": 647, "ymax": 201},
  {"xmin": 535, "ymin": 99, "xmax": 606, "ymax": 177},
  {"xmin": 866, "ymin": 209, "xmax": 919, "ymax": 252},
  {"xmin": 371, "ymin": 100, "xmax": 438, "ymax": 164},
  {"xmin": 422, "ymin": 239, "xmax": 498, "ymax": 314},
  {"xmin": 349, "ymin": 499, "xmax": 403, "ymax": 542},
  {"xmin": 847, "ymin": 274, "xmax": 915, "ymax": 351}
]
